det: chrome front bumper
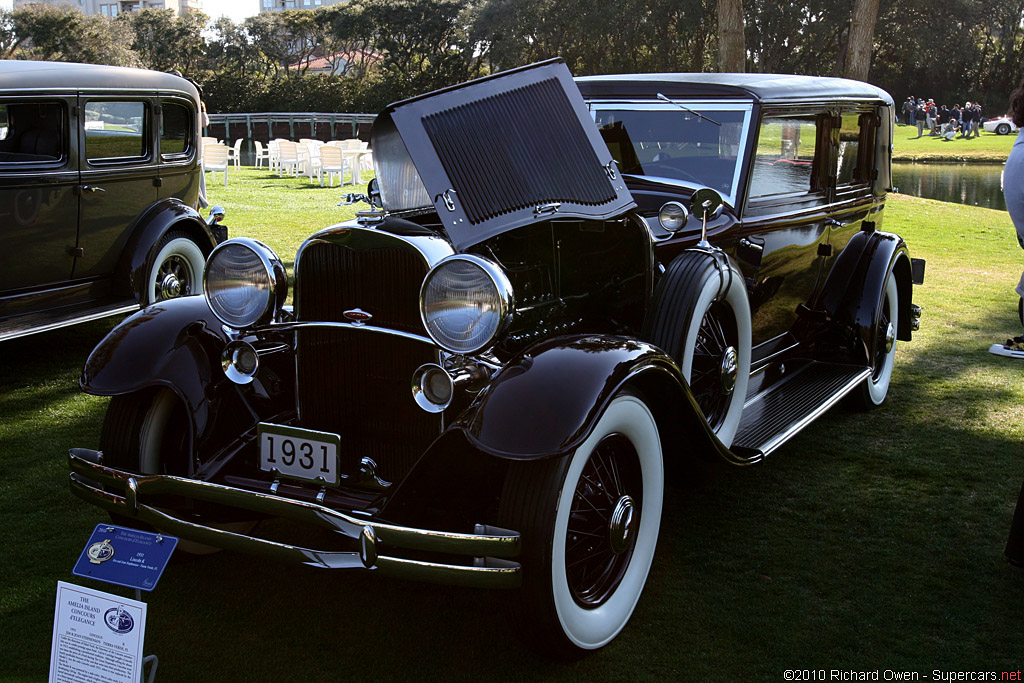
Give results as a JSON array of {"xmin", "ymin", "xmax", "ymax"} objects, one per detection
[{"xmin": 68, "ymin": 449, "xmax": 521, "ymax": 589}]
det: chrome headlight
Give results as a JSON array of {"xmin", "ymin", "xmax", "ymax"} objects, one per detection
[
  {"xmin": 658, "ymin": 201, "xmax": 689, "ymax": 232},
  {"xmin": 203, "ymin": 238, "xmax": 287, "ymax": 329},
  {"xmin": 419, "ymin": 255, "xmax": 513, "ymax": 354}
]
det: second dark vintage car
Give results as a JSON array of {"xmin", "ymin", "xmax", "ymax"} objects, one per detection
[
  {"xmin": 0, "ymin": 60, "xmax": 225, "ymax": 342},
  {"xmin": 69, "ymin": 61, "xmax": 924, "ymax": 656}
]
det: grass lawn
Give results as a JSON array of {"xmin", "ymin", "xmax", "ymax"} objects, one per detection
[
  {"xmin": 893, "ymin": 122, "xmax": 1016, "ymax": 163},
  {"xmin": 2, "ymin": 173, "xmax": 1024, "ymax": 680}
]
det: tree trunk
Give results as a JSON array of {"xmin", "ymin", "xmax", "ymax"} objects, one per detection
[
  {"xmin": 844, "ymin": 0, "xmax": 880, "ymax": 81},
  {"xmin": 718, "ymin": 0, "xmax": 745, "ymax": 73}
]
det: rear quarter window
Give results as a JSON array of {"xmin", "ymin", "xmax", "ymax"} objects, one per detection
[{"xmin": 0, "ymin": 101, "xmax": 66, "ymax": 166}]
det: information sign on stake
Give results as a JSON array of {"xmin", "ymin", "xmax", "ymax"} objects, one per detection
[
  {"xmin": 49, "ymin": 581, "xmax": 147, "ymax": 683},
  {"xmin": 72, "ymin": 523, "xmax": 178, "ymax": 591}
]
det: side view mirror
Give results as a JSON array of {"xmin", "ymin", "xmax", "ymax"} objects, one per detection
[
  {"xmin": 690, "ymin": 188, "xmax": 724, "ymax": 248},
  {"xmin": 207, "ymin": 205, "xmax": 226, "ymax": 225}
]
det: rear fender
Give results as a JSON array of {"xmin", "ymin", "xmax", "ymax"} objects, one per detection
[
  {"xmin": 81, "ymin": 296, "xmax": 230, "ymax": 444},
  {"xmin": 451, "ymin": 334, "xmax": 742, "ymax": 465},
  {"xmin": 118, "ymin": 199, "xmax": 218, "ymax": 304},
  {"xmin": 819, "ymin": 229, "xmax": 913, "ymax": 364}
]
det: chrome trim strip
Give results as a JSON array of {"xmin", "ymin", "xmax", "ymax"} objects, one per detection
[
  {"xmin": 755, "ymin": 367, "xmax": 871, "ymax": 457},
  {"xmin": 68, "ymin": 450, "xmax": 521, "ymax": 589},
  {"xmin": 0, "ymin": 303, "xmax": 138, "ymax": 342},
  {"xmin": 266, "ymin": 320, "xmax": 434, "ymax": 345}
]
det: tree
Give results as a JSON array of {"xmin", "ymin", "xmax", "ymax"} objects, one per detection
[
  {"xmin": 13, "ymin": 4, "xmax": 138, "ymax": 66},
  {"xmin": 0, "ymin": 9, "xmax": 27, "ymax": 58},
  {"xmin": 123, "ymin": 8, "xmax": 207, "ymax": 74},
  {"xmin": 718, "ymin": 0, "xmax": 745, "ymax": 71},
  {"xmin": 843, "ymin": 0, "xmax": 879, "ymax": 80}
]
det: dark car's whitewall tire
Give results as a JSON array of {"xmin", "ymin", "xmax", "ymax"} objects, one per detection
[
  {"xmin": 147, "ymin": 231, "xmax": 205, "ymax": 304},
  {"xmin": 101, "ymin": 388, "xmax": 251, "ymax": 553},
  {"xmin": 644, "ymin": 252, "xmax": 751, "ymax": 447},
  {"xmin": 499, "ymin": 392, "xmax": 663, "ymax": 657},
  {"xmin": 857, "ymin": 269, "xmax": 899, "ymax": 407}
]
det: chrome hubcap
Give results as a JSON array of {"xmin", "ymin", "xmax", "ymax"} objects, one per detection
[
  {"xmin": 608, "ymin": 495, "xmax": 635, "ymax": 555},
  {"xmin": 720, "ymin": 345, "xmax": 738, "ymax": 394},
  {"xmin": 159, "ymin": 273, "xmax": 181, "ymax": 299},
  {"xmin": 883, "ymin": 322, "xmax": 896, "ymax": 353}
]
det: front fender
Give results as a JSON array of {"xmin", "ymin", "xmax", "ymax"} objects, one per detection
[
  {"xmin": 452, "ymin": 334, "xmax": 740, "ymax": 464},
  {"xmin": 81, "ymin": 295, "xmax": 229, "ymax": 439},
  {"xmin": 118, "ymin": 199, "xmax": 218, "ymax": 304}
]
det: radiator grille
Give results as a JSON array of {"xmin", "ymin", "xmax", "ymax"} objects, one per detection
[
  {"xmin": 296, "ymin": 241, "xmax": 426, "ymax": 334},
  {"xmin": 295, "ymin": 241, "xmax": 440, "ymax": 484},
  {"xmin": 422, "ymin": 77, "xmax": 616, "ymax": 225}
]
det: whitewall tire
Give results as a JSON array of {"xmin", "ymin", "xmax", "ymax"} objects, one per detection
[{"xmin": 147, "ymin": 231, "xmax": 205, "ymax": 304}]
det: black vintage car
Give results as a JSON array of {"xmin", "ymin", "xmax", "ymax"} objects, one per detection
[
  {"xmin": 0, "ymin": 60, "xmax": 224, "ymax": 342},
  {"xmin": 69, "ymin": 61, "xmax": 924, "ymax": 656}
]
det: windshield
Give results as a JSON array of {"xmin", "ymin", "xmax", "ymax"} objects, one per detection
[{"xmin": 590, "ymin": 101, "xmax": 753, "ymax": 207}]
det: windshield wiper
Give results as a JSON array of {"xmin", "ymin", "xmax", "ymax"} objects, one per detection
[{"xmin": 656, "ymin": 93, "xmax": 721, "ymax": 126}]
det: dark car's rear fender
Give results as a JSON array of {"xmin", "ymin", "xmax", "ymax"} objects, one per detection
[{"xmin": 817, "ymin": 228, "xmax": 914, "ymax": 364}]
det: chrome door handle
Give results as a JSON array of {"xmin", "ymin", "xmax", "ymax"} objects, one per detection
[
  {"xmin": 82, "ymin": 185, "xmax": 106, "ymax": 193},
  {"xmin": 738, "ymin": 237, "xmax": 763, "ymax": 253}
]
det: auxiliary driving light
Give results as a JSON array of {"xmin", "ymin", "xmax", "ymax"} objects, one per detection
[
  {"xmin": 411, "ymin": 363, "xmax": 454, "ymax": 413},
  {"xmin": 222, "ymin": 340, "xmax": 259, "ymax": 385}
]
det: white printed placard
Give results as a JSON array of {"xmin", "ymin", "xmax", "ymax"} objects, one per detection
[{"xmin": 49, "ymin": 581, "xmax": 147, "ymax": 683}]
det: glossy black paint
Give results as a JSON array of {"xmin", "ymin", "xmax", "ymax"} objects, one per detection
[
  {"xmin": 452, "ymin": 334, "xmax": 734, "ymax": 464},
  {"xmin": 81, "ymin": 295, "xmax": 229, "ymax": 447}
]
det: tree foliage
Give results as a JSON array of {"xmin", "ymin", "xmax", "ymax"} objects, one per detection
[{"xmin": 3, "ymin": 0, "xmax": 1024, "ymax": 118}]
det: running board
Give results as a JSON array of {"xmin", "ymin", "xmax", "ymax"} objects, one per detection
[
  {"xmin": 0, "ymin": 300, "xmax": 138, "ymax": 342},
  {"xmin": 730, "ymin": 361, "xmax": 871, "ymax": 461}
]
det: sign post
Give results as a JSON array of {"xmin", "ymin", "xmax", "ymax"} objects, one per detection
[{"xmin": 51, "ymin": 524, "xmax": 178, "ymax": 682}]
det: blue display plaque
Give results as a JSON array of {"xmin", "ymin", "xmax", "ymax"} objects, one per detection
[{"xmin": 72, "ymin": 524, "xmax": 178, "ymax": 592}]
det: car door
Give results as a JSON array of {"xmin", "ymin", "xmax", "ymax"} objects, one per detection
[
  {"xmin": 74, "ymin": 95, "xmax": 159, "ymax": 280},
  {"xmin": 0, "ymin": 96, "xmax": 78, "ymax": 294},
  {"xmin": 735, "ymin": 109, "xmax": 831, "ymax": 355}
]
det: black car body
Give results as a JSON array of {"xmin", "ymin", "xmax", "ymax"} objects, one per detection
[
  {"xmin": 69, "ymin": 61, "xmax": 924, "ymax": 656},
  {"xmin": 0, "ymin": 60, "xmax": 224, "ymax": 342}
]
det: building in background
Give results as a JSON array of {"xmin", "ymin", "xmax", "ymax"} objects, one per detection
[
  {"xmin": 13, "ymin": 0, "xmax": 204, "ymax": 17},
  {"xmin": 260, "ymin": 0, "xmax": 347, "ymax": 11}
]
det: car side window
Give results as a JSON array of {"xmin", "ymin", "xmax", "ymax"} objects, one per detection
[
  {"xmin": 0, "ymin": 101, "xmax": 66, "ymax": 166},
  {"xmin": 160, "ymin": 101, "xmax": 193, "ymax": 160},
  {"xmin": 748, "ymin": 114, "xmax": 819, "ymax": 197},
  {"xmin": 84, "ymin": 100, "xmax": 147, "ymax": 162},
  {"xmin": 836, "ymin": 112, "xmax": 876, "ymax": 188}
]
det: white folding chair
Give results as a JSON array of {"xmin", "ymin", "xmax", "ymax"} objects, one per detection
[
  {"xmin": 203, "ymin": 143, "xmax": 230, "ymax": 186},
  {"xmin": 227, "ymin": 138, "xmax": 243, "ymax": 168},
  {"xmin": 318, "ymin": 145, "xmax": 345, "ymax": 187},
  {"xmin": 276, "ymin": 141, "xmax": 300, "ymax": 177},
  {"xmin": 253, "ymin": 140, "xmax": 270, "ymax": 169}
]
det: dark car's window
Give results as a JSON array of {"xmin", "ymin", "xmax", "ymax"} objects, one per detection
[
  {"xmin": 591, "ymin": 102, "xmax": 752, "ymax": 207},
  {"xmin": 160, "ymin": 101, "xmax": 192, "ymax": 159},
  {"xmin": 836, "ymin": 111, "xmax": 876, "ymax": 189},
  {"xmin": 85, "ymin": 100, "xmax": 147, "ymax": 162},
  {"xmin": 0, "ymin": 101, "xmax": 66, "ymax": 165},
  {"xmin": 749, "ymin": 115, "xmax": 819, "ymax": 197}
]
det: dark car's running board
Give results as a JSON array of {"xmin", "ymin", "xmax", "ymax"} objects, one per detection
[
  {"xmin": 0, "ymin": 298, "xmax": 138, "ymax": 342},
  {"xmin": 730, "ymin": 361, "xmax": 871, "ymax": 461}
]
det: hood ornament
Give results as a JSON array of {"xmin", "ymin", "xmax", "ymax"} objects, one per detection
[{"xmin": 343, "ymin": 308, "xmax": 372, "ymax": 326}]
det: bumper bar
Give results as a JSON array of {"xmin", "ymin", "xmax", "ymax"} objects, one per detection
[{"xmin": 68, "ymin": 449, "xmax": 521, "ymax": 589}]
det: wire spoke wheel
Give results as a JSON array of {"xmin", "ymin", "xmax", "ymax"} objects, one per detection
[{"xmin": 565, "ymin": 433, "xmax": 642, "ymax": 608}]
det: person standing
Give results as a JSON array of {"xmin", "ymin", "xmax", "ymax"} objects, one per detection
[
  {"xmin": 903, "ymin": 96, "xmax": 915, "ymax": 126},
  {"xmin": 992, "ymin": 81, "xmax": 1024, "ymax": 357},
  {"xmin": 915, "ymin": 100, "xmax": 927, "ymax": 138}
]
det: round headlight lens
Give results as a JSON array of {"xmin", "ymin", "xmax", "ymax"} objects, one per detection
[
  {"xmin": 658, "ymin": 201, "xmax": 689, "ymax": 232},
  {"xmin": 204, "ymin": 238, "xmax": 284, "ymax": 329},
  {"xmin": 420, "ymin": 255, "xmax": 513, "ymax": 354}
]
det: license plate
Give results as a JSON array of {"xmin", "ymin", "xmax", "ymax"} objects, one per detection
[{"xmin": 258, "ymin": 423, "xmax": 341, "ymax": 486}]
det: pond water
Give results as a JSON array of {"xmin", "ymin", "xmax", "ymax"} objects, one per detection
[{"xmin": 891, "ymin": 162, "xmax": 1006, "ymax": 211}]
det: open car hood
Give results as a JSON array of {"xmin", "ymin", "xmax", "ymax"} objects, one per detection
[{"xmin": 370, "ymin": 60, "xmax": 635, "ymax": 252}]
